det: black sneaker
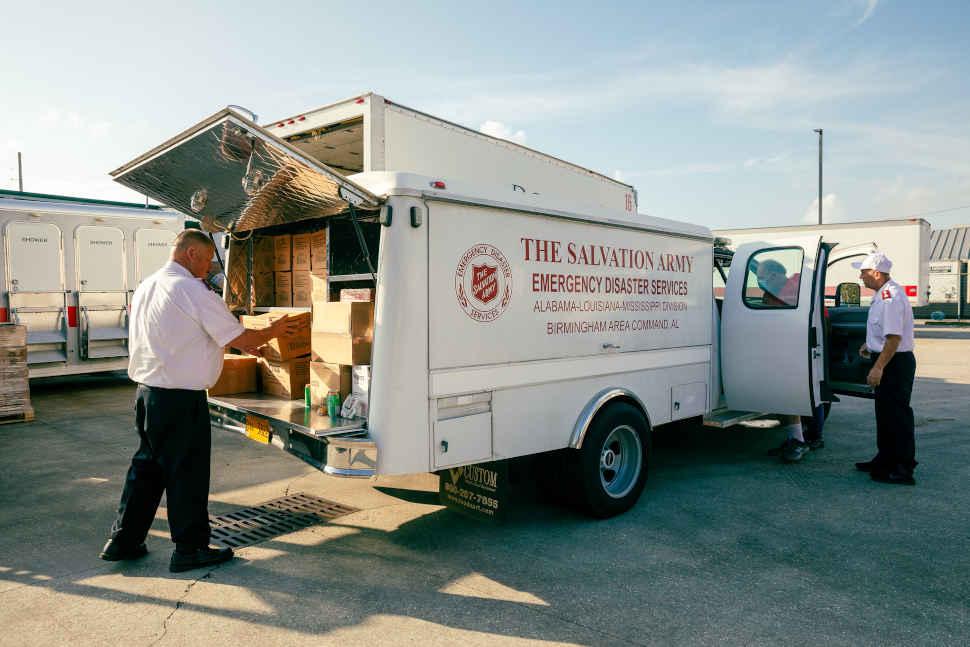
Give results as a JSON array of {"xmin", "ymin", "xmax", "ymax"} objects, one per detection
[
  {"xmin": 782, "ymin": 439, "xmax": 811, "ymax": 463},
  {"xmin": 169, "ymin": 546, "xmax": 234, "ymax": 573},
  {"xmin": 99, "ymin": 539, "xmax": 148, "ymax": 562},
  {"xmin": 806, "ymin": 437, "xmax": 825, "ymax": 450},
  {"xmin": 870, "ymin": 469, "xmax": 916, "ymax": 486}
]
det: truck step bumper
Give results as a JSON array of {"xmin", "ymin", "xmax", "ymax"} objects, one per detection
[{"xmin": 208, "ymin": 395, "xmax": 376, "ymax": 478}]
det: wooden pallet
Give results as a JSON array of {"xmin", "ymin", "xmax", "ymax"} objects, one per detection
[{"xmin": 0, "ymin": 408, "xmax": 35, "ymax": 425}]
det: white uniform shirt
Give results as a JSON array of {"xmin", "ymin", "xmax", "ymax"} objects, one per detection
[
  {"xmin": 866, "ymin": 279, "xmax": 915, "ymax": 353},
  {"xmin": 128, "ymin": 261, "xmax": 244, "ymax": 390}
]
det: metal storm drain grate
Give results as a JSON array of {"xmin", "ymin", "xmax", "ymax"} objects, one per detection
[{"xmin": 209, "ymin": 493, "xmax": 358, "ymax": 548}]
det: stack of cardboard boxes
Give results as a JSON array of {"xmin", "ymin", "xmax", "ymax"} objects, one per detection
[
  {"xmin": 209, "ymin": 226, "xmax": 374, "ymax": 414},
  {"xmin": 0, "ymin": 325, "xmax": 33, "ymax": 423},
  {"xmin": 252, "ymin": 230, "xmax": 327, "ymax": 308},
  {"xmin": 309, "ymin": 297, "xmax": 373, "ymax": 409}
]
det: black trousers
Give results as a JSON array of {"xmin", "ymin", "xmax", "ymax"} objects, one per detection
[
  {"xmin": 109, "ymin": 385, "xmax": 211, "ymax": 551},
  {"xmin": 873, "ymin": 351, "xmax": 917, "ymax": 474}
]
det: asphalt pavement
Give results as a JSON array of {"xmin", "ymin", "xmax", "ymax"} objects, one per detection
[{"xmin": 0, "ymin": 327, "xmax": 967, "ymax": 646}]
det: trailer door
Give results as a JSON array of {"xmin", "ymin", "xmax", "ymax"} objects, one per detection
[
  {"xmin": 720, "ymin": 236, "xmax": 824, "ymax": 416},
  {"xmin": 135, "ymin": 228, "xmax": 176, "ymax": 282},
  {"xmin": 109, "ymin": 108, "xmax": 380, "ymax": 233},
  {"xmin": 75, "ymin": 225, "xmax": 129, "ymax": 360},
  {"xmin": 3, "ymin": 221, "xmax": 69, "ymax": 365}
]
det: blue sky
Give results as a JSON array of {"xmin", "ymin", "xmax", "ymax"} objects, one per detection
[{"xmin": 2, "ymin": 0, "xmax": 968, "ymax": 230}]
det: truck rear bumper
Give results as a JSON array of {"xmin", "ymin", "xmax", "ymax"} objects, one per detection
[{"xmin": 208, "ymin": 393, "xmax": 377, "ymax": 478}]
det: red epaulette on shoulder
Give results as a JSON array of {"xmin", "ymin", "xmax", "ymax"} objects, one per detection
[{"xmin": 881, "ymin": 289, "xmax": 892, "ymax": 301}]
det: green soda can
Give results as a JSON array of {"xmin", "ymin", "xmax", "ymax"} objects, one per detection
[{"xmin": 326, "ymin": 391, "xmax": 340, "ymax": 419}]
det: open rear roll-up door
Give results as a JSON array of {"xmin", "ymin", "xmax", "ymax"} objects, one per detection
[{"xmin": 109, "ymin": 108, "xmax": 381, "ymax": 232}]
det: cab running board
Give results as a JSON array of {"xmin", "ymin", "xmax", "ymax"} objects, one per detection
[{"xmin": 702, "ymin": 408, "xmax": 763, "ymax": 428}]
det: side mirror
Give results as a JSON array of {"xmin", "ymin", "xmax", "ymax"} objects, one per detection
[{"xmin": 836, "ymin": 282, "xmax": 861, "ymax": 307}]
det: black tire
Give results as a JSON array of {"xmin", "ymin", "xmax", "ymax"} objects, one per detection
[{"xmin": 571, "ymin": 402, "xmax": 650, "ymax": 518}]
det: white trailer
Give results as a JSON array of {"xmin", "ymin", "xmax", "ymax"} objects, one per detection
[
  {"xmin": 110, "ymin": 102, "xmax": 872, "ymax": 517},
  {"xmin": 715, "ymin": 219, "xmax": 931, "ymax": 306},
  {"xmin": 0, "ymin": 190, "xmax": 187, "ymax": 377}
]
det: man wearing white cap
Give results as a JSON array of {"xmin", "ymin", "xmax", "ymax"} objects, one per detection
[{"xmin": 852, "ymin": 251, "xmax": 917, "ymax": 485}]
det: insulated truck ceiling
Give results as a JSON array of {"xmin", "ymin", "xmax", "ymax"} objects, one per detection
[{"xmin": 0, "ymin": 191, "xmax": 187, "ymax": 378}]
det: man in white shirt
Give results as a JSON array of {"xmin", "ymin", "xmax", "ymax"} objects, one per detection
[
  {"xmin": 100, "ymin": 229, "xmax": 304, "ymax": 572},
  {"xmin": 852, "ymin": 252, "xmax": 917, "ymax": 485}
]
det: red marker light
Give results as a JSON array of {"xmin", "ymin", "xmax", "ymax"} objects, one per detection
[
  {"xmin": 298, "ymin": 115, "xmax": 306, "ymax": 121},
  {"xmin": 355, "ymin": 97, "xmax": 365, "ymax": 104},
  {"xmin": 287, "ymin": 119, "xmax": 295, "ymax": 125},
  {"xmin": 430, "ymin": 180, "xmax": 446, "ymax": 189},
  {"xmin": 277, "ymin": 123, "xmax": 285, "ymax": 128}
]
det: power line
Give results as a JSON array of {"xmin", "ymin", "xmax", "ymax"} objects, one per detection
[{"xmin": 912, "ymin": 204, "xmax": 970, "ymax": 218}]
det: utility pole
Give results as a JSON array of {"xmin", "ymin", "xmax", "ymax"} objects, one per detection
[
  {"xmin": 813, "ymin": 129, "xmax": 823, "ymax": 225},
  {"xmin": 17, "ymin": 152, "xmax": 23, "ymax": 192}
]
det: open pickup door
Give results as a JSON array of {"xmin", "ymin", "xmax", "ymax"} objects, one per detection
[
  {"xmin": 720, "ymin": 236, "xmax": 839, "ymax": 417},
  {"xmin": 110, "ymin": 108, "xmax": 380, "ymax": 232}
]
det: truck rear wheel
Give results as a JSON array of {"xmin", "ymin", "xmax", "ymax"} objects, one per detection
[{"xmin": 572, "ymin": 402, "xmax": 649, "ymax": 518}]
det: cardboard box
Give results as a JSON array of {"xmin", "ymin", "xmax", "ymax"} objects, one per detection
[
  {"xmin": 239, "ymin": 311, "xmax": 311, "ymax": 361},
  {"xmin": 274, "ymin": 234, "xmax": 292, "ymax": 271},
  {"xmin": 259, "ymin": 356, "xmax": 310, "ymax": 400},
  {"xmin": 310, "ymin": 230, "xmax": 327, "ymax": 270},
  {"xmin": 310, "ymin": 270, "xmax": 328, "ymax": 299},
  {"xmin": 0, "ymin": 326, "xmax": 30, "ymax": 416},
  {"xmin": 311, "ymin": 333, "xmax": 371, "ymax": 365},
  {"xmin": 309, "ymin": 361, "xmax": 352, "ymax": 404},
  {"xmin": 292, "ymin": 233, "xmax": 312, "ymax": 271},
  {"xmin": 253, "ymin": 236, "xmax": 275, "ymax": 274},
  {"xmin": 339, "ymin": 288, "xmax": 375, "ymax": 302},
  {"xmin": 274, "ymin": 271, "xmax": 292, "ymax": 307},
  {"xmin": 208, "ymin": 355, "xmax": 258, "ymax": 396},
  {"xmin": 253, "ymin": 272, "xmax": 275, "ymax": 307},
  {"xmin": 292, "ymin": 270, "xmax": 313, "ymax": 308},
  {"xmin": 312, "ymin": 301, "xmax": 374, "ymax": 337}
]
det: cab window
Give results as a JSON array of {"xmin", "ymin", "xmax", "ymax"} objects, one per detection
[{"xmin": 744, "ymin": 248, "xmax": 803, "ymax": 308}]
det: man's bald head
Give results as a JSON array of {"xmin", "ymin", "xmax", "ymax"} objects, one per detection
[
  {"xmin": 174, "ymin": 229, "xmax": 216, "ymax": 253},
  {"xmin": 172, "ymin": 230, "xmax": 216, "ymax": 279}
]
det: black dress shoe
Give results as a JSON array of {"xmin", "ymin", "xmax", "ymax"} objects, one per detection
[
  {"xmin": 870, "ymin": 470, "xmax": 916, "ymax": 486},
  {"xmin": 169, "ymin": 546, "xmax": 234, "ymax": 573},
  {"xmin": 99, "ymin": 539, "xmax": 148, "ymax": 561}
]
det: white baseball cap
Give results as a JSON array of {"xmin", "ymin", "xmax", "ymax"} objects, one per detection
[{"xmin": 851, "ymin": 251, "xmax": 892, "ymax": 273}]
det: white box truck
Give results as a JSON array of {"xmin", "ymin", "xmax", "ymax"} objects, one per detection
[
  {"xmin": 0, "ymin": 190, "xmax": 187, "ymax": 377},
  {"xmin": 716, "ymin": 219, "xmax": 931, "ymax": 306},
  {"xmin": 110, "ymin": 97, "xmax": 879, "ymax": 517}
]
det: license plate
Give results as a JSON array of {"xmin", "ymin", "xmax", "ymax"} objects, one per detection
[{"xmin": 245, "ymin": 414, "xmax": 272, "ymax": 444}]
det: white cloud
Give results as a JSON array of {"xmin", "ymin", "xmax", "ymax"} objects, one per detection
[
  {"xmin": 38, "ymin": 107, "xmax": 112, "ymax": 138},
  {"xmin": 743, "ymin": 153, "xmax": 790, "ymax": 169},
  {"xmin": 644, "ymin": 161, "xmax": 737, "ymax": 177},
  {"xmin": 429, "ymin": 57, "xmax": 904, "ymax": 130},
  {"xmin": 855, "ymin": 0, "xmax": 880, "ymax": 26},
  {"xmin": 802, "ymin": 193, "xmax": 844, "ymax": 223},
  {"xmin": 479, "ymin": 120, "xmax": 527, "ymax": 144}
]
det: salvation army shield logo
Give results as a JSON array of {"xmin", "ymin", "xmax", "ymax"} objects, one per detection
[
  {"xmin": 456, "ymin": 243, "xmax": 512, "ymax": 322},
  {"xmin": 471, "ymin": 264, "xmax": 498, "ymax": 304}
]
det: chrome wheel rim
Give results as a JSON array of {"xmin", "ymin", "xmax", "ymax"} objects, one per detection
[{"xmin": 599, "ymin": 424, "xmax": 642, "ymax": 499}]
